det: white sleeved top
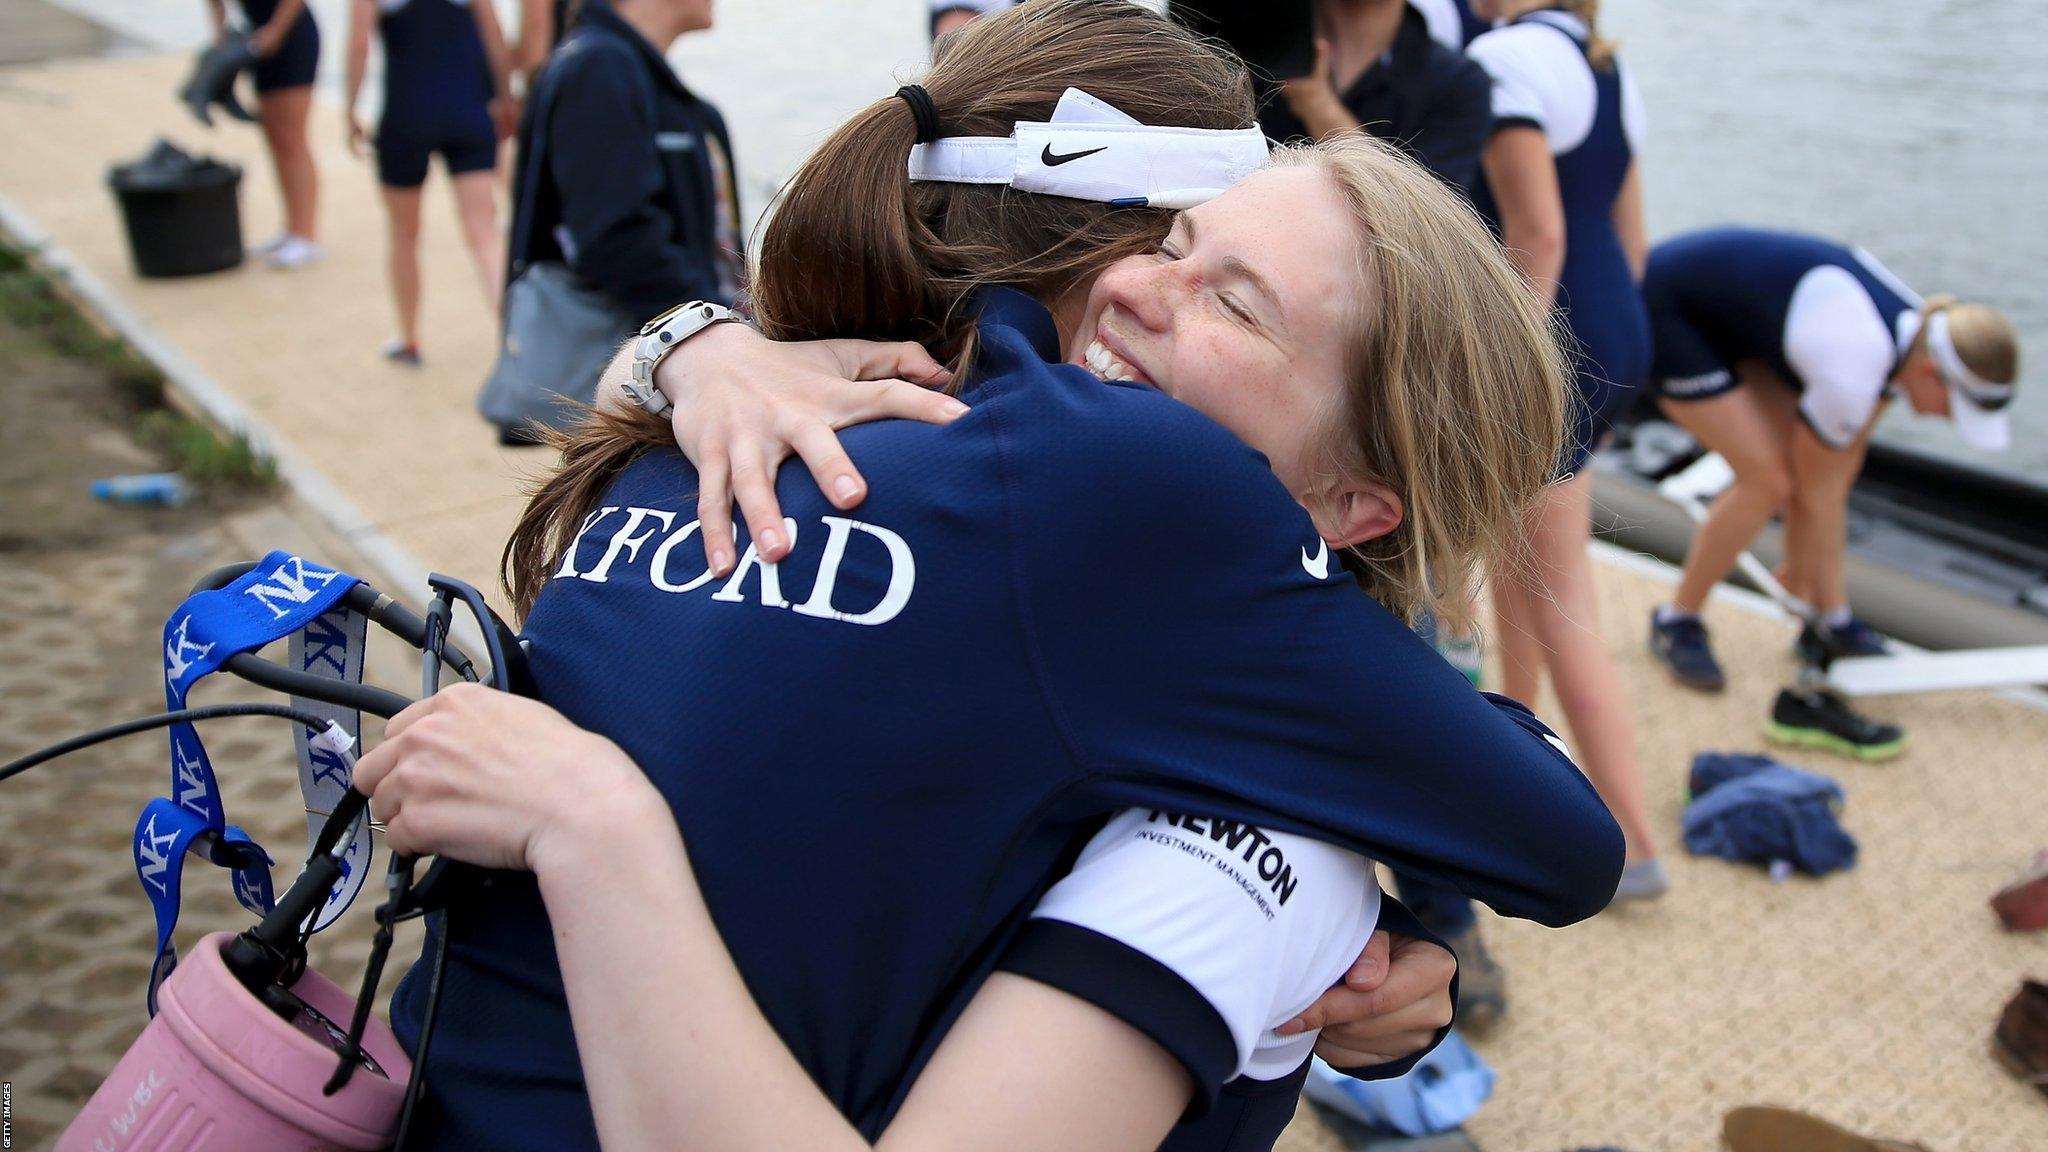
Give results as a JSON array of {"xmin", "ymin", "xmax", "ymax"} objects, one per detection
[
  {"xmin": 1467, "ymin": 9, "xmax": 1644, "ymax": 156},
  {"xmin": 1013, "ymin": 808, "xmax": 1382, "ymax": 1084}
]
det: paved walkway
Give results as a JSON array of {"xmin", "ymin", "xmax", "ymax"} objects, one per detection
[
  {"xmin": 1, "ymin": 50, "xmax": 536, "ymax": 605},
  {"xmin": 3, "ymin": 43, "xmax": 2046, "ymax": 1152}
]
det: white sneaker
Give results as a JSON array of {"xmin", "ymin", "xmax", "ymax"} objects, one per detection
[
  {"xmin": 266, "ymin": 236, "xmax": 323, "ymax": 269},
  {"xmin": 245, "ymin": 232, "xmax": 289, "ymax": 260}
]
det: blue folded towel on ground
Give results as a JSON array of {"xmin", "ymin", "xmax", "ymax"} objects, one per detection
[
  {"xmin": 1303, "ymin": 1030, "xmax": 1495, "ymax": 1136},
  {"xmin": 1682, "ymin": 752, "xmax": 1857, "ymax": 876}
]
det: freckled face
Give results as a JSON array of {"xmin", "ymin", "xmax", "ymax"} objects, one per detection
[{"xmin": 1066, "ymin": 167, "xmax": 1365, "ymax": 501}]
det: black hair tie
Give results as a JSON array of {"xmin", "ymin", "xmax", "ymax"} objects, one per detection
[{"xmin": 895, "ymin": 84, "xmax": 940, "ymax": 145}]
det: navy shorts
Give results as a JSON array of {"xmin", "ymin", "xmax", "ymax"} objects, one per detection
[
  {"xmin": 376, "ymin": 119, "xmax": 499, "ymax": 188},
  {"xmin": 1556, "ymin": 280, "xmax": 1650, "ymax": 477},
  {"xmin": 1644, "ymin": 276, "xmax": 1739, "ymax": 405},
  {"xmin": 251, "ymin": 11, "xmax": 319, "ymax": 93},
  {"xmin": 1562, "ymin": 362, "xmax": 1640, "ymax": 477}
]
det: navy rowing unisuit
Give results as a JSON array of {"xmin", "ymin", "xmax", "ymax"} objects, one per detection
[
  {"xmin": 236, "ymin": 0, "xmax": 320, "ymax": 92},
  {"xmin": 388, "ymin": 289, "xmax": 1623, "ymax": 1151},
  {"xmin": 1645, "ymin": 227, "xmax": 1923, "ymax": 448},
  {"xmin": 373, "ymin": 0, "xmax": 497, "ymax": 188},
  {"xmin": 1470, "ymin": 7, "xmax": 1651, "ymax": 475}
]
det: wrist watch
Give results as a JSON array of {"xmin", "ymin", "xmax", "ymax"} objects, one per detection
[{"xmin": 624, "ymin": 300, "xmax": 743, "ymax": 420}]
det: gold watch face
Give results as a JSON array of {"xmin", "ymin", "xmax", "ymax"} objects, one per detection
[{"xmin": 641, "ymin": 300, "xmax": 697, "ymax": 336}]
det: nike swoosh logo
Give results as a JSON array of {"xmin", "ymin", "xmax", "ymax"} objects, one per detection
[
  {"xmin": 1301, "ymin": 539, "xmax": 1330, "ymax": 580},
  {"xmin": 1041, "ymin": 144, "xmax": 1108, "ymax": 167}
]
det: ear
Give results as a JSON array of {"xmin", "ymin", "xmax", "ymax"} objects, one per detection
[{"xmin": 1311, "ymin": 477, "xmax": 1404, "ymax": 550}]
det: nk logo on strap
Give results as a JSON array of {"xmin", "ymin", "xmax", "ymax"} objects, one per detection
[{"xmin": 135, "ymin": 551, "xmax": 366, "ymax": 1013}]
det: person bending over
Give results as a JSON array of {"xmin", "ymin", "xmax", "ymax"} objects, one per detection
[{"xmin": 1644, "ymin": 226, "xmax": 2019, "ymax": 689}]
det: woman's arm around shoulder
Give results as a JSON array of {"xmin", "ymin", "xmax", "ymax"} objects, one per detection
[{"xmin": 354, "ymin": 685, "xmax": 1196, "ymax": 1152}]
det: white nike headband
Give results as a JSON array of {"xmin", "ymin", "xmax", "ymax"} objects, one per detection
[
  {"xmin": 1926, "ymin": 309, "xmax": 2015, "ymax": 452},
  {"xmin": 907, "ymin": 87, "xmax": 1269, "ymax": 211}
]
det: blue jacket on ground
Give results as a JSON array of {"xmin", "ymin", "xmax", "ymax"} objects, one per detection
[
  {"xmin": 508, "ymin": 0, "xmax": 741, "ymax": 316},
  {"xmin": 1683, "ymin": 753, "xmax": 1857, "ymax": 876},
  {"xmin": 391, "ymin": 288, "xmax": 1623, "ymax": 1150}
]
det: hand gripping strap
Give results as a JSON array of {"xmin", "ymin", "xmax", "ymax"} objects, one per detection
[{"xmin": 139, "ymin": 550, "xmax": 360, "ymax": 1012}]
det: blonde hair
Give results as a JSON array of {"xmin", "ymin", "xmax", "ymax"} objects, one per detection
[
  {"xmin": 1911, "ymin": 295, "xmax": 2020, "ymax": 385},
  {"xmin": 1271, "ymin": 137, "xmax": 1572, "ymax": 633},
  {"xmin": 1560, "ymin": 0, "xmax": 1617, "ymax": 69}
]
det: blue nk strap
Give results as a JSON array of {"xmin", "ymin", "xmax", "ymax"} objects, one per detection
[{"xmin": 136, "ymin": 551, "xmax": 363, "ymax": 1012}]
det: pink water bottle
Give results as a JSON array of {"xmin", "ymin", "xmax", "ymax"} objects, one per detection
[{"xmin": 57, "ymin": 932, "xmax": 411, "ymax": 1151}]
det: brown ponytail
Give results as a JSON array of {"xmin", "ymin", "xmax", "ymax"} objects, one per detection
[{"xmin": 503, "ymin": 0, "xmax": 1256, "ymax": 617}]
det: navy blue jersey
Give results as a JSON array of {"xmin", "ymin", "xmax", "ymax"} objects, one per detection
[
  {"xmin": 390, "ymin": 288, "xmax": 1622, "ymax": 1150},
  {"xmin": 1471, "ymin": 7, "xmax": 1650, "ymax": 473},
  {"xmin": 236, "ymin": 0, "xmax": 319, "ymax": 92},
  {"xmin": 373, "ymin": 0, "xmax": 497, "ymax": 187},
  {"xmin": 377, "ymin": 0, "xmax": 492, "ymax": 132},
  {"xmin": 1645, "ymin": 227, "xmax": 1921, "ymax": 447}
]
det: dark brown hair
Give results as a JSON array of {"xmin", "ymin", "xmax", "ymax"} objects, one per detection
[{"xmin": 504, "ymin": 0, "xmax": 1254, "ymax": 616}]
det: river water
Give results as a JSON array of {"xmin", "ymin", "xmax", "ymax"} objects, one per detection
[{"xmin": 52, "ymin": 0, "xmax": 2048, "ymax": 484}]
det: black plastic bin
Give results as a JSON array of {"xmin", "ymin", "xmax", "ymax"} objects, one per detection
[{"xmin": 108, "ymin": 140, "xmax": 244, "ymax": 278}]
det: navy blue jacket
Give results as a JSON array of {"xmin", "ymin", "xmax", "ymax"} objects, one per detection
[
  {"xmin": 1257, "ymin": 6, "xmax": 1493, "ymax": 195},
  {"xmin": 509, "ymin": 0, "xmax": 739, "ymax": 316},
  {"xmin": 392, "ymin": 289, "xmax": 1622, "ymax": 1151}
]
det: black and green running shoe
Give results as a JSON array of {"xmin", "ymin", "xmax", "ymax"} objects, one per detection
[{"xmin": 1764, "ymin": 687, "xmax": 1907, "ymax": 761}]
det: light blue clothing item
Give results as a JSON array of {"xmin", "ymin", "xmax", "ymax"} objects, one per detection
[{"xmin": 1303, "ymin": 1030, "xmax": 1496, "ymax": 1136}]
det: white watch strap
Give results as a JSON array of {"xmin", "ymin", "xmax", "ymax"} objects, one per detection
[{"xmin": 628, "ymin": 301, "xmax": 738, "ymax": 420}]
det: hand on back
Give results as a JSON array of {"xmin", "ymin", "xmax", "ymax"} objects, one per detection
[{"xmin": 646, "ymin": 323, "xmax": 964, "ymax": 576}]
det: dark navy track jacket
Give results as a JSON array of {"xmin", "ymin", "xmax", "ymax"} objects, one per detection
[{"xmin": 509, "ymin": 0, "xmax": 739, "ymax": 316}]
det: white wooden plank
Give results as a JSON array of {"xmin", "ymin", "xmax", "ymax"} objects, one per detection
[{"xmin": 1827, "ymin": 645, "xmax": 2048, "ymax": 696}]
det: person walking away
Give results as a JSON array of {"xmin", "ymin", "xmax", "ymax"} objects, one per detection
[
  {"xmin": 1467, "ymin": 0, "xmax": 1666, "ymax": 898},
  {"xmin": 1642, "ymin": 227, "xmax": 2019, "ymax": 689},
  {"xmin": 206, "ymin": 0, "xmax": 323, "ymax": 267},
  {"xmin": 345, "ymin": 0, "xmax": 516, "ymax": 366}
]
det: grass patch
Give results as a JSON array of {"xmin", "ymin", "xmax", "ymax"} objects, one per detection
[
  {"xmin": 136, "ymin": 410, "xmax": 278, "ymax": 487},
  {"xmin": 0, "ymin": 240, "xmax": 164, "ymax": 407},
  {"xmin": 0, "ymin": 238, "xmax": 276, "ymax": 489}
]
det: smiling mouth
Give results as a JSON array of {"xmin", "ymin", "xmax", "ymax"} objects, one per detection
[{"xmin": 1081, "ymin": 336, "xmax": 1149, "ymax": 385}]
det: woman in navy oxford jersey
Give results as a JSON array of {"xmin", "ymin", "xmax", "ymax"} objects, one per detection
[{"xmin": 352, "ymin": 5, "xmax": 1622, "ymax": 1151}]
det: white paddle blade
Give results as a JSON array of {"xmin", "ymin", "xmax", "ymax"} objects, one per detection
[
  {"xmin": 1828, "ymin": 645, "xmax": 2048, "ymax": 697},
  {"xmin": 1657, "ymin": 452, "xmax": 1737, "ymax": 506}
]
